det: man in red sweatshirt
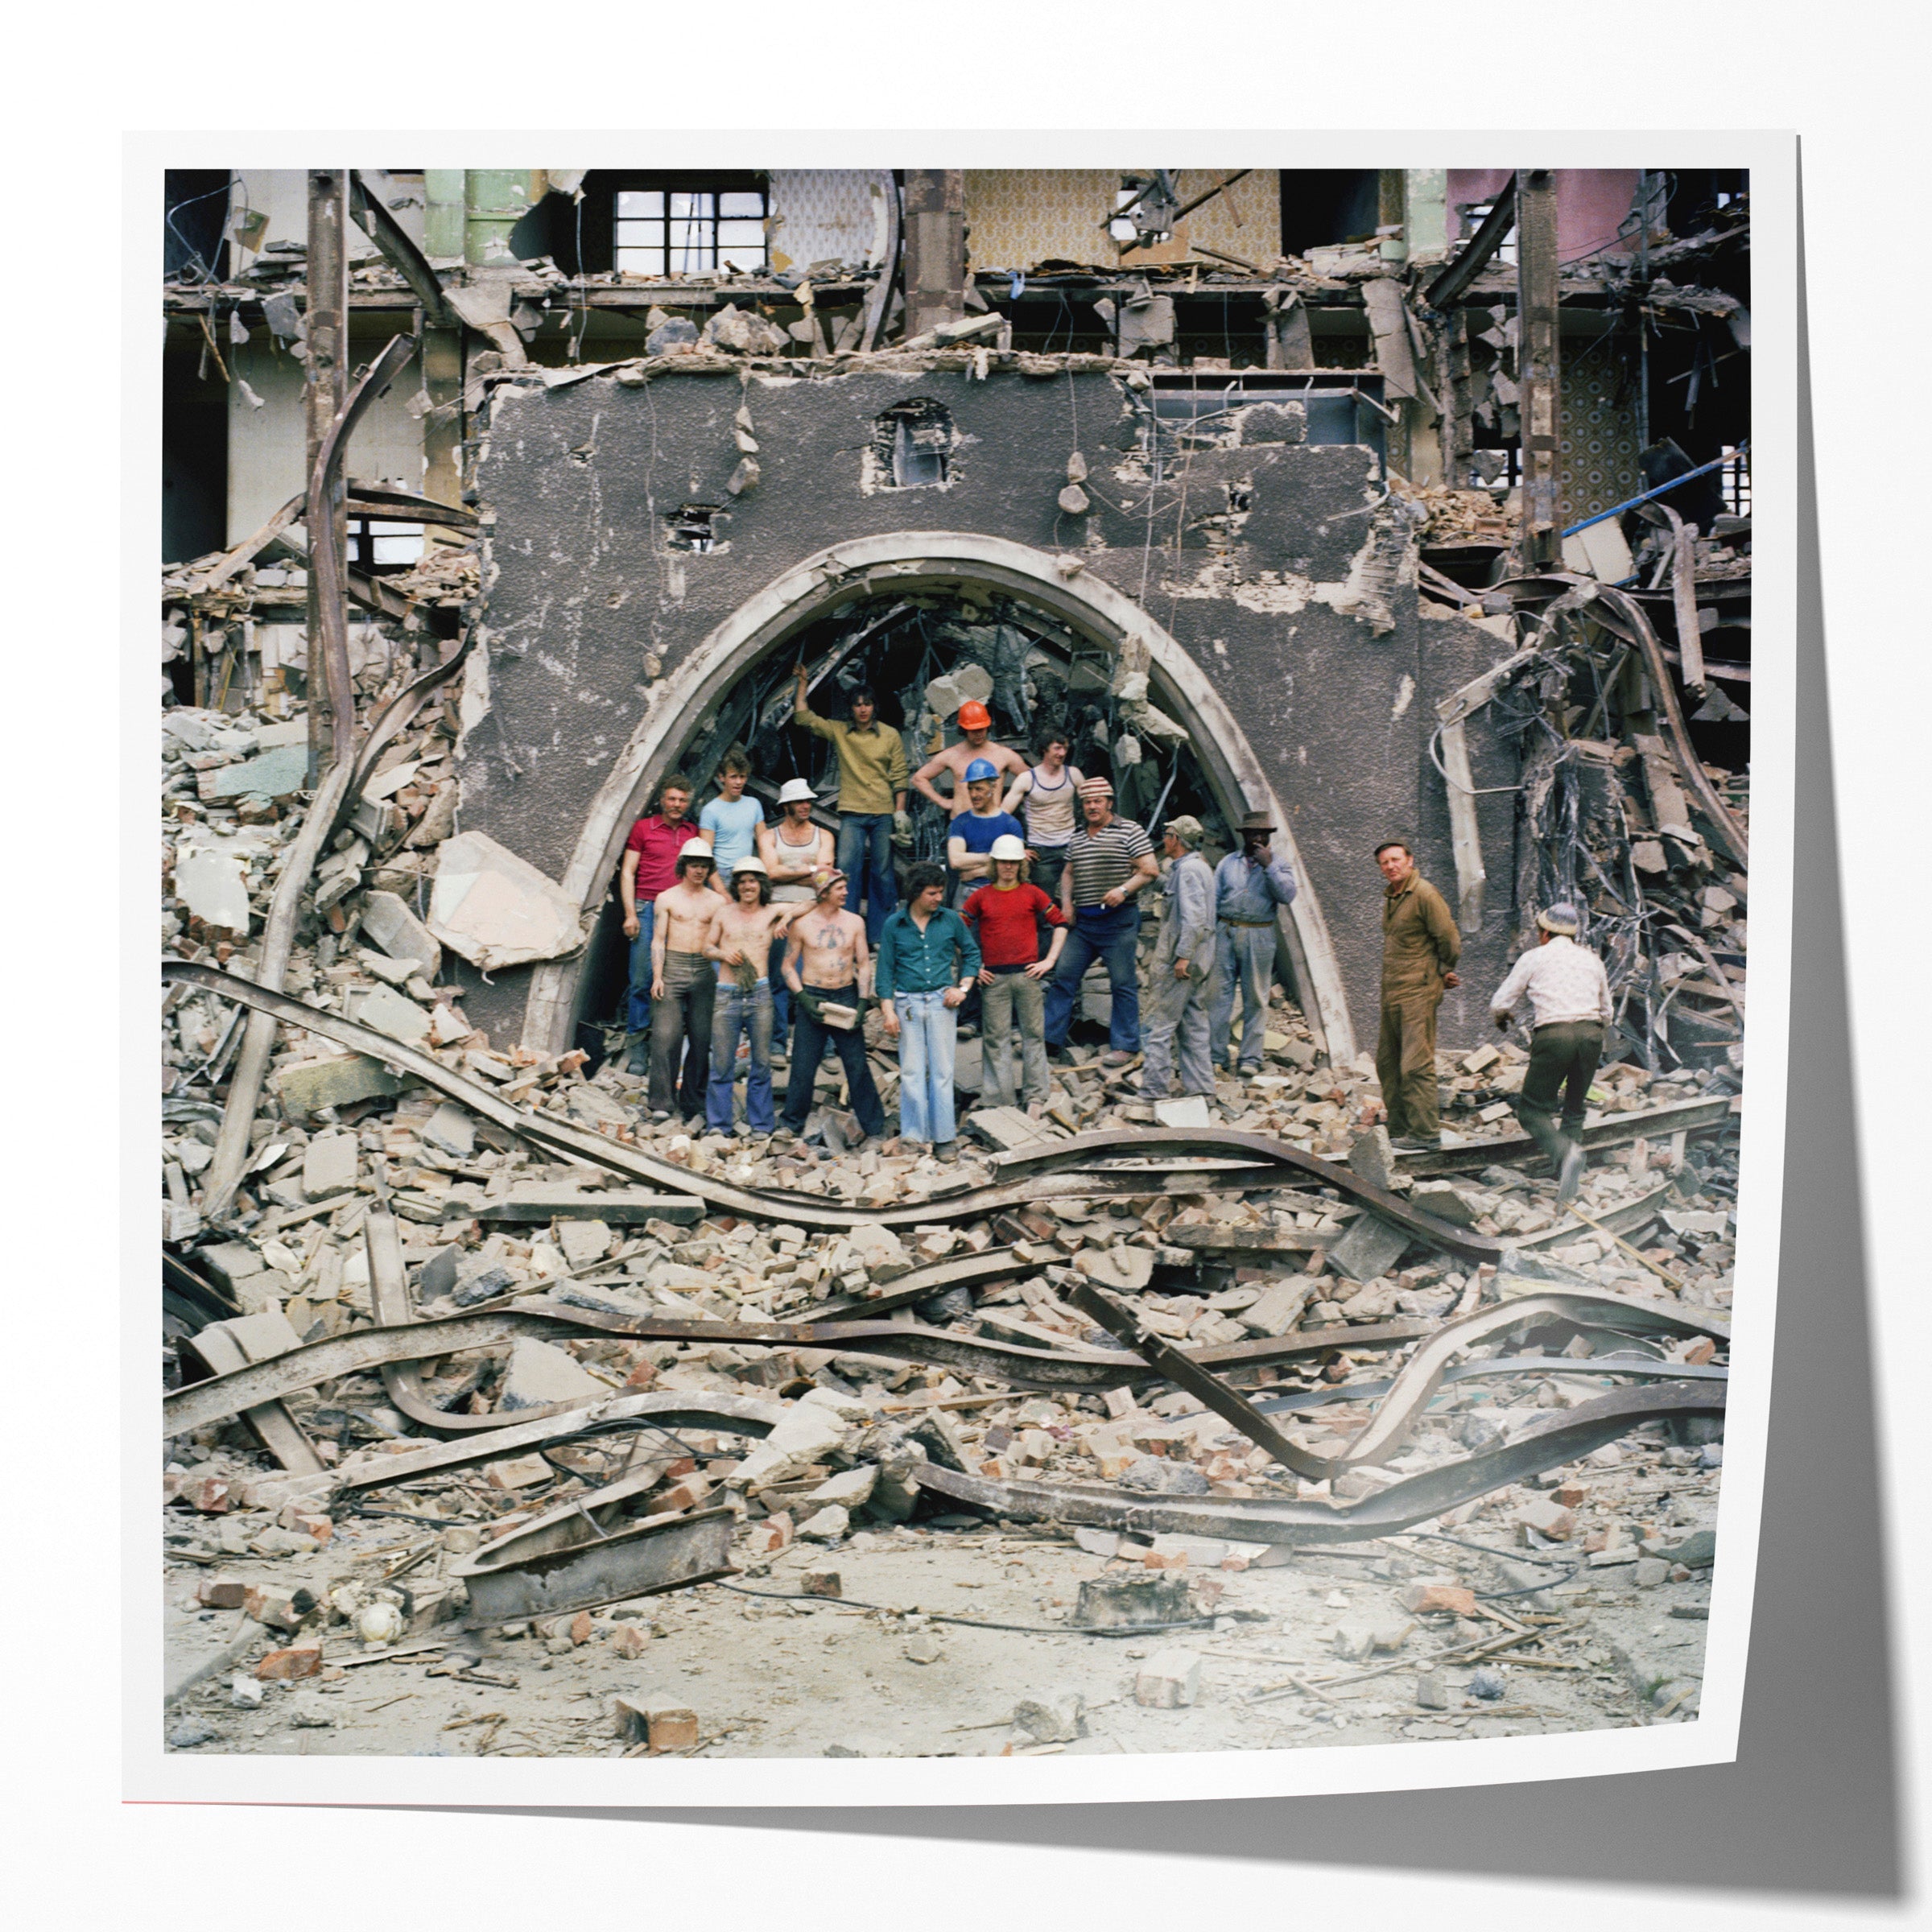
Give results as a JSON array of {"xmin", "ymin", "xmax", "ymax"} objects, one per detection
[{"xmin": 963, "ymin": 834, "xmax": 1067, "ymax": 1113}]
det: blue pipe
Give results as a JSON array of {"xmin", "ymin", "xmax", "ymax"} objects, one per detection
[{"xmin": 1561, "ymin": 440, "xmax": 1747, "ymax": 538}]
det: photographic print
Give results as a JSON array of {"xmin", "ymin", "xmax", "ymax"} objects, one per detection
[{"xmin": 145, "ymin": 140, "xmax": 1790, "ymax": 1800}]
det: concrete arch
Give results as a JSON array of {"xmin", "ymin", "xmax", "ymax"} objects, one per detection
[{"xmin": 520, "ymin": 532, "xmax": 1358, "ymax": 1063}]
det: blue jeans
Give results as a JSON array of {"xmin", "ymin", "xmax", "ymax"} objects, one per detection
[
  {"xmin": 706, "ymin": 978, "xmax": 775, "ymax": 1133},
  {"xmin": 781, "ymin": 986, "xmax": 886, "ymax": 1138},
  {"xmin": 837, "ymin": 811, "xmax": 896, "ymax": 946},
  {"xmin": 896, "ymin": 988, "xmax": 959, "ymax": 1145},
  {"xmin": 625, "ymin": 902, "xmax": 657, "ymax": 1035},
  {"xmin": 1044, "ymin": 905, "xmax": 1142, "ymax": 1051}
]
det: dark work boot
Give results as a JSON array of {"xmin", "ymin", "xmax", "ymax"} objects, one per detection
[{"xmin": 625, "ymin": 1032, "xmax": 650, "ymax": 1076}]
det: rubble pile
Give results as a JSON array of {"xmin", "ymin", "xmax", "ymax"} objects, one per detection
[{"xmin": 160, "ymin": 668, "xmax": 1737, "ymax": 1753}]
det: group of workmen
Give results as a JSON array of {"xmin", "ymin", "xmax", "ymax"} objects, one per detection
[{"xmin": 615, "ymin": 673, "xmax": 1612, "ymax": 1200}]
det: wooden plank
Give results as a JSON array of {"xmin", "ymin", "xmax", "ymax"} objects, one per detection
[
  {"xmin": 1631, "ymin": 729, "xmax": 1699, "ymax": 846},
  {"xmin": 1671, "ymin": 518, "xmax": 1707, "ymax": 691},
  {"xmin": 472, "ymin": 1187, "xmax": 708, "ymax": 1225},
  {"xmin": 1439, "ymin": 718, "xmax": 1487, "ymax": 931},
  {"xmin": 190, "ymin": 1319, "xmax": 326, "ymax": 1475},
  {"xmin": 1167, "ymin": 1224, "xmax": 1335, "ymax": 1256}
]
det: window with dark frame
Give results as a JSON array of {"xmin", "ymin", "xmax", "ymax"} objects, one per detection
[
  {"xmin": 615, "ymin": 185, "xmax": 768, "ymax": 277},
  {"xmin": 346, "ymin": 516, "xmax": 424, "ymax": 574}
]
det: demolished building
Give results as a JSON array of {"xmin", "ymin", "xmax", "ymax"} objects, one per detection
[{"xmin": 159, "ymin": 164, "xmax": 1750, "ymax": 1761}]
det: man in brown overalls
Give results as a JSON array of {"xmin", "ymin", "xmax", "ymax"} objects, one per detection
[{"xmin": 1375, "ymin": 839, "xmax": 1460, "ymax": 1151}]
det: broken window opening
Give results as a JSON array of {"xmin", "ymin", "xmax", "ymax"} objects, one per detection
[
  {"xmin": 875, "ymin": 400, "xmax": 954, "ymax": 489},
  {"xmin": 665, "ymin": 505, "xmax": 723, "ymax": 553},
  {"xmin": 1459, "ymin": 200, "xmax": 1518, "ymax": 268},
  {"xmin": 614, "ymin": 184, "xmax": 767, "ymax": 278},
  {"xmin": 1719, "ymin": 446, "xmax": 1751, "ymax": 518},
  {"xmin": 347, "ymin": 516, "xmax": 424, "ymax": 573}
]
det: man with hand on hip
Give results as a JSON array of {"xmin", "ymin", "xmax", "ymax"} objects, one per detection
[
  {"xmin": 1002, "ymin": 729, "xmax": 1084, "ymax": 906},
  {"xmin": 911, "ymin": 698, "xmax": 1027, "ymax": 818},
  {"xmin": 964, "ymin": 833, "xmax": 1067, "ymax": 1113},
  {"xmin": 1043, "ymin": 776, "xmax": 1158, "ymax": 1067},
  {"xmin": 758, "ymin": 776, "xmax": 834, "ymax": 1046},
  {"xmin": 877, "ymin": 861, "xmax": 981, "ymax": 1162}
]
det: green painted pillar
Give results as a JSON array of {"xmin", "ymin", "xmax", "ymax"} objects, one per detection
[
  {"xmin": 1406, "ymin": 169, "xmax": 1449, "ymax": 262},
  {"xmin": 424, "ymin": 170, "xmax": 465, "ymax": 261},
  {"xmin": 464, "ymin": 169, "xmax": 537, "ymax": 268}
]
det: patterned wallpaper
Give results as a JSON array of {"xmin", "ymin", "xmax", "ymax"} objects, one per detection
[
  {"xmin": 964, "ymin": 169, "xmax": 1282, "ymax": 272},
  {"xmin": 1558, "ymin": 332, "xmax": 1643, "ymax": 523},
  {"xmin": 767, "ymin": 170, "xmax": 892, "ymax": 270}
]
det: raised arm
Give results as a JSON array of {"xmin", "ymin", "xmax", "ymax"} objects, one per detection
[{"xmin": 1000, "ymin": 767, "xmax": 1033, "ymax": 817}]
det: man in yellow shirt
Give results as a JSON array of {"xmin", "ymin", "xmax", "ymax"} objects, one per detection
[{"xmin": 793, "ymin": 665, "xmax": 908, "ymax": 947}]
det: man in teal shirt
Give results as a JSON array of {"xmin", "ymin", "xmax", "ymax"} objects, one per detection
[{"xmin": 877, "ymin": 861, "xmax": 981, "ymax": 1162}]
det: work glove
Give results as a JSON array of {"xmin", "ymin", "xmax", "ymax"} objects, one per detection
[{"xmin": 891, "ymin": 811, "xmax": 914, "ymax": 848}]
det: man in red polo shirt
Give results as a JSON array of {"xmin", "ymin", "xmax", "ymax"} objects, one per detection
[
  {"xmin": 619, "ymin": 774, "xmax": 696, "ymax": 1073},
  {"xmin": 963, "ymin": 834, "xmax": 1067, "ymax": 1112}
]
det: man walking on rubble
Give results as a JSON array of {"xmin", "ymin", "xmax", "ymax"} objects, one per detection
[
  {"xmin": 1375, "ymin": 839, "xmax": 1460, "ymax": 1151},
  {"xmin": 1211, "ymin": 809, "xmax": 1298, "ymax": 1079},
  {"xmin": 1138, "ymin": 815, "xmax": 1220, "ymax": 1102},
  {"xmin": 1489, "ymin": 902, "xmax": 1612, "ymax": 1208},
  {"xmin": 619, "ymin": 774, "xmax": 697, "ymax": 1075},
  {"xmin": 1044, "ymin": 776, "xmax": 1160, "ymax": 1067},
  {"xmin": 793, "ymin": 666, "xmax": 908, "ymax": 945}
]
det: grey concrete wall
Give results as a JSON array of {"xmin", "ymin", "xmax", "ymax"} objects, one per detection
[{"xmin": 461, "ymin": 362, "xmax": 1525, "ymax": 1051}]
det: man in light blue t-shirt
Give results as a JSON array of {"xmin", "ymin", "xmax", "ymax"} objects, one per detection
[{"xmin": 698, "ymin": 753, "xmax": 766, "ymax": 894}]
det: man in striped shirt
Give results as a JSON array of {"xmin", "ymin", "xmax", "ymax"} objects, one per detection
[{"xmin": 1043, "ymin": 776, "xmax": 1159, "ymax": 1066}]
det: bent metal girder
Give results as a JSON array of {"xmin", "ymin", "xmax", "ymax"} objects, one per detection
[
  {"xmin": 161, "ymin": 1282, "xmax": 1723, "ymax": 1442},
  {"xmin": 916, "ymin": 1380, "xmax": 1727, "ymax": 1546},
  {"xmin": 162, "ymin": 1298, "xmax": 1432, "ymax": 1439},
  {"xmin": 160, "ymin": 961, "xmax": 1505, "ymax": 1257}
]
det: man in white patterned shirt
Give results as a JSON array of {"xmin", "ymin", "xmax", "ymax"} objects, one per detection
[{"xmin": 1489, "ymin": 902, "xmax": 1612, "ymax": 1208}]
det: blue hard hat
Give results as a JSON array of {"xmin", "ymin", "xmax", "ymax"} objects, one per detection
[{"xmin": 964, "ymin": 758, "xmax": 999, "ymax": 782}]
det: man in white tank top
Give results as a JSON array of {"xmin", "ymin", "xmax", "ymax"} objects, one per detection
[
  {"xmin": 757, "ymin": 778, "xmax": 833, "ymax": 1050},
  {"xmin": 1001, "ymin": 729, "xmax": 1084, "ymax": 909}
]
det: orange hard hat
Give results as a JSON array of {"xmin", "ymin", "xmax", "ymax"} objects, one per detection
[{"xmin": 957, "ymin": 700, "xmax": 992, "ymax": 730}]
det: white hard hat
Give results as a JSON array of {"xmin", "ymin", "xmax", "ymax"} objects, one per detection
[
  {"xmin": 989, "ymin": 834, "xmax": 1027, "ymax": 862},
  {"xmin": 729, "ymin": 855, "xmax": 768, "ymax": 876},
  {"xmin": 677, "ymin": 836, "xmax": 715, "ymax": 864},
  {"xmin": 777, "ymin": 778, "xmax": 816, "ymax": 805}
]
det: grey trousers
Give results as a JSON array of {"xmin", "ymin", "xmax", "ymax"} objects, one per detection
[
  {"xmin": 980, "ymin": 968, "xmax": 1049, "ymax": 1108},
  {"xmin": 1210, "ymin": 922, "xmax": 1278, "ymax": 1070},
  {"xmin": 1140, "ymin": 935, "xmax": 1216, "ymax": 1098}
]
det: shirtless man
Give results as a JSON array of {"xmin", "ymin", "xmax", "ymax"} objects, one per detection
[
  {"xmin": 778, "ymin": 870, "xmax": 886, "ymax": 1140},
  {"xmin": 1001, "ymin": 729, "xmax": 1085, "ymax": 908},
  {"xmin": 911, "ymin": 698, "xmax": 1027, "ymax": 819},
  {"xmin": 646, "ymin": 840, "xmax": 722, "ymax": 1121},
  {"xmin": 757, "ymin": 776, "xmax": 835, "ymax": 1043},
  {"xmin": 702, "ymin": 857, "xmax": 800, "ymax": 1137}
]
